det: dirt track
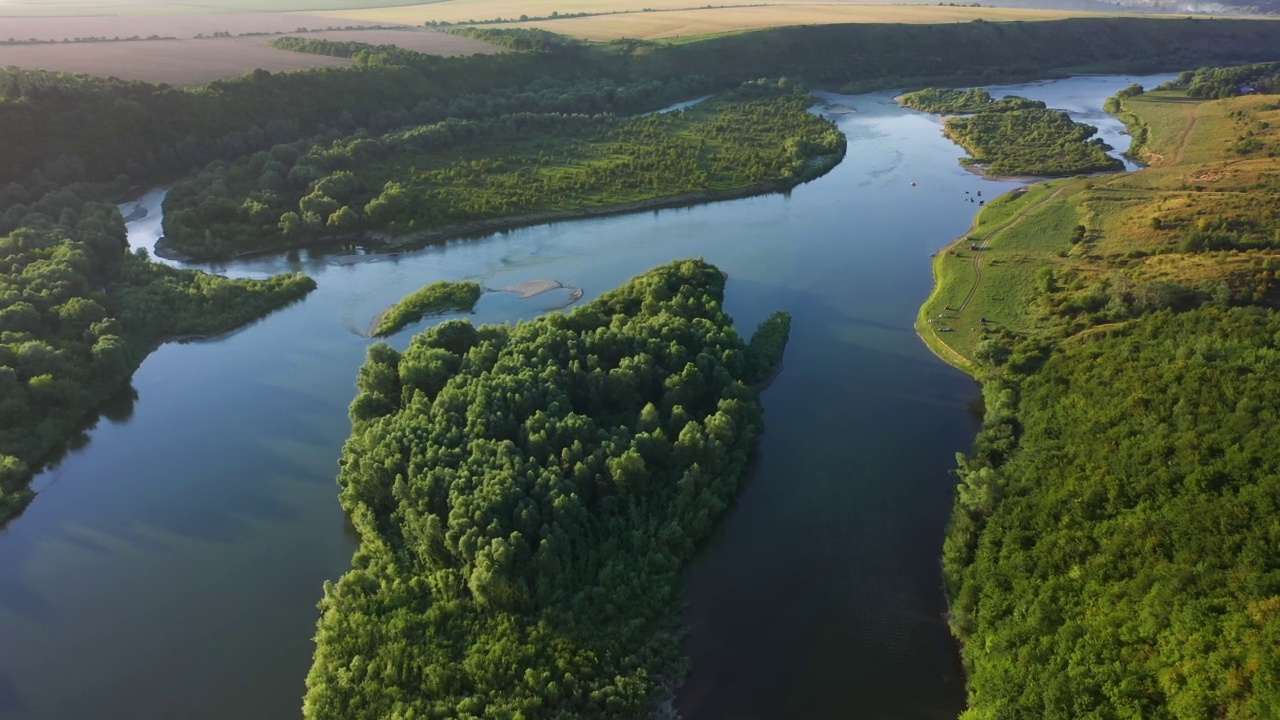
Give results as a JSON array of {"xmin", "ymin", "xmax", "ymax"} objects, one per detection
[{"xmin": 958, "ymin": 186, "xmax": 1068, "ymax": 313}]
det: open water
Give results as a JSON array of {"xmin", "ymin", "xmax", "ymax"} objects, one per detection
[{"xmin": 0, "ymin": 73, "xmax": 1173, "ymax": 720}]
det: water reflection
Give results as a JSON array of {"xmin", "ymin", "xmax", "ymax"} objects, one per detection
[{"xmin": 0, "ymin": 73, "xmax": 1176, "ymax": 720}]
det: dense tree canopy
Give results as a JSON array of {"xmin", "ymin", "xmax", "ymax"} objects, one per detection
[
  {"xmin": 942, "ymin": 82, "xmax": 1280, "ymax": 719},
  {"xmin": 1161, "ymin": 61, "xmax": 1280, "ymax": 99},
  {"xmin": 305, "ymin": 259, "xmax": 789, "ymax": 718},
  {"xmin": 899, "ymin": 87, "xmax": 1046, "ymax": 114},
  {"xmin": 162, "ymin": 79, "xmax": 845, "ymax": 259},
  {"xmin": 372, "ymin": 281, "xmax": 482, "ymax": 338},
  {"xmin": 945, "ymin": 107, "xmax": 1123, "ymax": 177},
  {"xmin": 0, "ymin": 186, "xmax": 315, "ymax": 523},
  {"xmin": 946, "ymin": 308, "xmax": 1280, "ymax": 720},
  {"xmin": 901, "ymin": 86, "xmax": 1122, "ymax": 176}
]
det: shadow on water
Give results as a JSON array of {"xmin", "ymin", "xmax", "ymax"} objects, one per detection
[
  {"xmin": 27, "ymin": 380, "xmax": 138, "ymax": 495},
  {"xmin": 677, "ymin": 280, "xmax": 976, "ymax": 720},
  {"xmin": 0, "ymin": 672, "xmax": 25, "ymax": 717}
]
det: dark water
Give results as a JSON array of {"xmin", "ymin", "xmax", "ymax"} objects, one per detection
[{"xmin": 0, "ymin": 74, "xmax": 1171, "ymax": 720}]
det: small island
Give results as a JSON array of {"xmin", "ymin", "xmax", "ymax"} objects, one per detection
[
  {"xmin": 370, "ymin": 280, "xmax": 481, "ymax": 337},
  {"xmin": 901, "ymin": 86, "xmax": 1123, "ymax": 177},
  {"xmin": 306, "ymin": 259, "xmax": 790, "ymax": 719}
]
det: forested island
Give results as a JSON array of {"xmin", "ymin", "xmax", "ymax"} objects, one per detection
[
  {"xmin": 161, "ymin": 78, "xmax": 845, "ymax": 259},
  {"xmin": 920, "ymin": 65, "xmax": 1280, "ymax": 717},
  {"xmin": 371, "ymin": 280, "xmax": 481, "ymax": 337},
  {"xmin": 901, "ymin": 86, "xmax": 1123, "ymax": 176},
  {"xmin": 899, "ymin": 87, "xmax": 1045, "ymax": 115},
  {"xmin": 0, "ymin": 183, "xmax": 314, "ymax": 524},
  {"xmin": 2, "ymin": 10, "xmax": 1280, "ymax": 717},
  {"xmin": 305, "ymin": 259, "xmax": 789, "ymax": 718}
]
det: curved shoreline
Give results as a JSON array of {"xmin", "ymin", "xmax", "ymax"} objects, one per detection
[{"xmin": 154, "ymin": 153, "xmax": 845, "ymax": 264}]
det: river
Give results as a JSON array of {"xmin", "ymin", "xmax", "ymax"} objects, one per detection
[{"xmin": 0, "ymin": 73, "xmax": 1173, "ymax": 720}]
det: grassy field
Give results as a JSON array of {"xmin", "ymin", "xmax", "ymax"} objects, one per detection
[
  {"xmin": 918, "ymin": 87, "xmax": 1280, "ymax": 370},
  {"xmin": 317, "ymin": 2, "xmax": 1107, "ymax": 36},
  {"xmin": 506, "ymin": 5, "xmax": 1107, "ymax": 41},
  {"xmin": 0, "ymin": 0, "xmax": 410, "ymax": 16},
  {"xmin": 0, "ymin": 12, "xmax": 393, "ymax": 40},
  {"xmin": 0, "ymin": 28, "xmax": 496, "ymax": 85}
]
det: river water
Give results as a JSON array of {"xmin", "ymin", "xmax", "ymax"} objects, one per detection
[{"xmin": 0, "ymin": 73, "xmax": 1173, "ymax": 720}]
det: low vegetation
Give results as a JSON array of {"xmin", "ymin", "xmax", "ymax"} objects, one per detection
[
  {"xmin": 902, "ymin": 87, "xmax": 1124, "ymax": 177},
  {"xmin": 371, "ymin": 280, "xmax": 481, "ymax": 337},
  {"xmin": 902, "ymin": 86, "xmax": 1123, "ymax": 175},
  {"xmin": 0, "ymin": 184, "xmax": 315, "ymax": 524},
  {"xmin": 899, "ymin": 87, "xmax": 1045, "ymax": 114},
  {"xmin": 161, "ymin": 78, "xmax": 845, "ymax": 259},
  {"xmin": 946, "ymin": 106, "xmax": 1123, "ymax": 176},
  {"xmin": 919, "ymin": 69, "xmax": 1280, "ymax": 718},
  {"xmin": 3, "ymin": 18, "xmax": 1279, "ymax": 191},
  {"xmin": 305, "ymin": 259, "xmax": 789, "ymax": 718}
]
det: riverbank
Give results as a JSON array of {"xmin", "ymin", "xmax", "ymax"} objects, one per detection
[
  {"xmin": 917, "ymin": 84, "xmax": 1274, "ymax": 372},
  {"xmin": 940, "ymin": 79, "xmax": 1280, "ymax": 719},
  {"xmin": 0, "ymin": 74, "xmax": 1155, "ymax": 720},
  {"xmin": 157, "ymin": 165, "xmax": 842, "ymax": 264}
]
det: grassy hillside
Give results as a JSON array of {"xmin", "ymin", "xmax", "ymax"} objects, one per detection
[
  {"xmin": 925, "ymin": 71, "xmax": 1280, "ymax": 718},
  {"xmin": 919, "ymin": 86, "xmax": 1280, "ymax": 366}
]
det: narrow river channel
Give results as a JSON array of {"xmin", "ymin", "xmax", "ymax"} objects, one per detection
[{"xmin": 0, "ymin": 73, "xmax": 1173, "ymax": 720}]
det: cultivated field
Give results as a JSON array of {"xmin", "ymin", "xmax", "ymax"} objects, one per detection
[
  {"xmin": 0, "ymin": 29, "xmax": 499, "ymax": 85},
  {"xmin": 0, "ymin": 0, "xmax": 408, "ymax": 15},
  {"xmin": 508, "ymin": 5, "xmax": 1107, "ymax": 41},
  {"xmin": 316, "ymin": 1, "xmax": 1103, "ymax": 36},
  {"xmin": 0, "ymin": 12, "xmax": 395, "ymax": 40}
]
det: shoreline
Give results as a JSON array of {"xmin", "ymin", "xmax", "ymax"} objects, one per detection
[
  {"xmin": 156, "ymin": 184, "xmax": 795, "ymax": 263},
  {"xmin": 154, "ymin": 153, "xmax": 845, "ymax": 264}
]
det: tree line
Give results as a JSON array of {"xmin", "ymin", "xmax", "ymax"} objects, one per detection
[
  {"xmin": 0, "ymin": 184, "xmax": 315, "ymax": 524},
  {"xmin": 161, "ymin": 79, "xmax": 844, "ymax": 259},
  {"xmin": 1158, "ymin": 61, "xmax": 1280, "ymax": 99},
  {"xmin": 944, "ymin": 80, "xmax": 1280, "ymax": 718},
  {"xmin": 2, "ymin": 18, "xmax": 1279, "ymax": 190},
  {"xmin": 947, "ymin": 308, "xmax": 1280, "ymax": 720},
  {"xmin": 305, "ymin": 259, "xmax": 789, "ymax": 718}
]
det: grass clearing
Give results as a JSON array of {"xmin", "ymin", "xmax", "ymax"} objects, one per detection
[{"xmin": 918, "ymin": 87, "xmax": 1280, "ymax": 370}]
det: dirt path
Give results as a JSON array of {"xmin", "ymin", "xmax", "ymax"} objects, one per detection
[
  {"xmin": 958, "ymin": 185, "xmax": 1068, "ymax": 312},
  {"xmin": 1171, "ymin": 107, "xmax": 1200, "ymax": 165}
]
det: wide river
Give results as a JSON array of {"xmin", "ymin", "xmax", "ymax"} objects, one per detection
[{"xmin": 0, "ymin": 74, "xmax": 1172, "ymax": 720}]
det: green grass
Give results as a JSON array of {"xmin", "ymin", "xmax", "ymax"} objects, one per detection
[
  {"xmin": 918, "ymin": 180, "xmax": 1088, "ymax": 366},
  {"xmin": 919, "ymin": 87, "xmax": 1280, "ymax": 372}
]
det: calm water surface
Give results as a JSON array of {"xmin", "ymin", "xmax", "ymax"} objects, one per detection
[{"xmin": 0, "ymin": 74, "xmax": 1172, "ymax": 720}]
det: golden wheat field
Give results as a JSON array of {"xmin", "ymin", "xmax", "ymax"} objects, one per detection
[
  {"xmin": 0, "ymin": 28, "xmax": 498, "ymax": 85},
  {"xmin": 510, "ymin": 5, "xmax": 1106, "ymax": 41},
  {"xmin": 316, "ymin": 1, "xmax": 1104, "ymax": 36}
]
